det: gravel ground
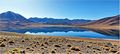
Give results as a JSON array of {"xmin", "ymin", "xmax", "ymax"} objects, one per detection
[{"xmin": 0, "ymin": 32, "xmax": 119, "ymax": 54}]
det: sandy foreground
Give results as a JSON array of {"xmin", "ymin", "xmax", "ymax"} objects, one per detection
[{"xmin": 0, "ymin": 32, "xmax": 119, "ymax": 54}]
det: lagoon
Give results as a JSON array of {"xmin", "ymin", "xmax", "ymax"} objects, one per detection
[{"xmin": 2, "ymin": 27, "xmax": 119, "ymax": 40}]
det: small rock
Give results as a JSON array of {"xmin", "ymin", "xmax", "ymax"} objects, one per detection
[
  {"xmin": 22, "ymin": 40, "xmax": 25, "ymax": 42},
  {"xmin": 71, "ymin": 47, "xmax": 80, "ymax": 51},
  {"xmin": 3, "ymin": 39, "xmax": 6, "ymax": 41},
  {"xmin": 41, "ymin": 48, "xmax": 44, "ymax": 49},
  {"xmin": 87, "ymin": 46, "xmax": 90, "ymax": 48},
  {"xmin": 67, "ymin": 45, "xmax": 71, "ymax": 47},
  {"xmin": 105, "ymin": 48, "xmax": 109, "ymax": 51},
  {"xmin": 44, "ymin": 42, "xmax": 48, "ymax": 45},
  {"xmin": 0, "ymin": 44, "xmax": 5, "ymax": 47},
  {"xmin": 107, "ymin": 43, "xmax": 112, "ymax": 46},
  {"xmin": 51, "ymin": 51, "xmax": 55, "ymax": 53},
  {"xmin": 9, "ymin": 41, "xmax": 14, "ymax": 45},
  {"xmin": 41, "ymin": 44, "xmax": 44, "ymax": 46},
  {"xmin": 13, "ymin": 49, "xmax": 18, "ymax": 51},
  {"xmin": 20, "ymin": 50, "xmax": 25, "ymax": 54},
  {"xmin": 111, "ymin": 50, "xmax": 117, "ymax": 53},
  {"xmin": 26, "ymin": 47, "xmax": 30, "ymax": 49},
  {"xmin": 54, "ymin": 45, "xmax": 60, "ymax": 47}
]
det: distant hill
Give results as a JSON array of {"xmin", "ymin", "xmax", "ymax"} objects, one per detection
[
  {"xmin": 0, "ymin": 11, "xmax": 28, "ymax": 23},
  {"xmin": 0, "ymin": 11, "xmax": 93, "ymax": 25},
  {"xmin": 28, "ymin": 17, "xmax": 93, "ymax": 25},
  {"xmin": 0, "ymin": 11, "xmax": 93, "ymax": 30},
  {"xmin": 83, "ymin": 15, "xmax": 120, "ymax": 26},
  {"xmin": 0, "ymin": 11, "xmax": 30, "ymax": 30}
]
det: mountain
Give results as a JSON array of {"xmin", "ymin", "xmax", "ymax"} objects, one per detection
[
  {"xmin": 0, "ymin": 11, "xmax": 93, "ymax": 25},
  {"xmin": 28, "ymin": 17, "xmax": 93, "ymax": 25},
  {"xmin": 83, "ymin": 15, "xmax": 120, "ymax": 26},
  {"xmin": 0, "ymin": 11, "xmax": 93, "ymax": 30},
  {"xmin": 0, "ymin": 11, "xmax": 28, "ymax": 23},
  {"xmin": 0, "ymin": 11, "xmax": 119, "ymax": 30},
  {"xmin": 0, "ymin": 11, "xmax": 30, "ymax": 30}
]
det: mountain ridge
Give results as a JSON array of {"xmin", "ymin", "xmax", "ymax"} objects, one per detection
[
  {"xmin": 28, "ymin": 17, "xmax": 93, "ymax": 25},
  {"xmin": 0, "ymin": 11, "xmax": 93, "ymax": 25},
  {"xmin": 83, "ymin": 15, "xmax": 120, "ymax": 26},
  {"xmin": 0, "ymin": 11, "xmax": 119, "ymax": 30}
]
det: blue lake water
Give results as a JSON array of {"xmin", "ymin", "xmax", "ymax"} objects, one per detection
[{"xmin": 1, "ymin": 27, "xmax": 119, "ymax": 40}]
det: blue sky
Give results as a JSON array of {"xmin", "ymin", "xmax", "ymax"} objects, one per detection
[{"xmin": 0, "ymin": 0, "xmax": 119, "ymax": 20}]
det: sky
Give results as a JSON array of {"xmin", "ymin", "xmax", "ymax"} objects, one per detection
[{"xmin": 0, "ymin": 0, "xmax": 119, "ymax": 20}]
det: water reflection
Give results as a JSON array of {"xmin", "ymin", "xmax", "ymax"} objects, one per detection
[
  {"xmin": 2, "ymin": 27, "xmax": 88, "ymax": 33},
  {"xmin": 82, "ymin": 28, "xmax": 119, "ymax": 37},
  {"xmin": 1, "ymin": 27, "xmax": 119, "ymax": 39}
]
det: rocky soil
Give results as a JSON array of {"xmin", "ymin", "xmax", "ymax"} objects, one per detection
[{"xmin": 0, "ymin": 32, "xmax": 119, "ymax": 54}]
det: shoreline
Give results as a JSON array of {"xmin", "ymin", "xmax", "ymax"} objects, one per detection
[
  {"xmin": 79, "ymin": 25, "xmax": 120, "ymax": 30},
  {"xmin": 0, "ymin": 31, "xmax": 119, "ymax": 42},
  {"xmin": 24, "ymin": 32, "xmax": 119, "ymax": 41}
]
